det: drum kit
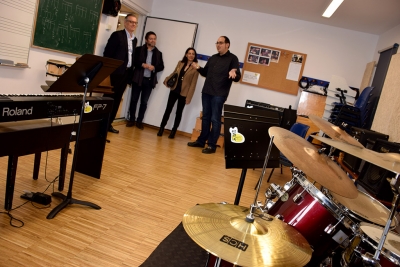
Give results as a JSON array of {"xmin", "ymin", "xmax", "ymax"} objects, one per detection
[{"xmin": 182, "ymin": 115, "xmax": 400, "ymax": 266}]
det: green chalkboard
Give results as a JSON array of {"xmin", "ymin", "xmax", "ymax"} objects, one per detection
[{"xmin": 32, "ymin": 0, "xmax": 103, "ymax": 55}]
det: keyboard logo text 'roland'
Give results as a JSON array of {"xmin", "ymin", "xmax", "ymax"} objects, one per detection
[{"xmin": 2, "ymin": 107, "xmax": 33, "ymax": 116}]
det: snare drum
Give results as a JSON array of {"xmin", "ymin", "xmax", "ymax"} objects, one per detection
[
  {"xmin": 46, "ymin": 60, "xmax": 66, "ymax": 77},
  {"xmin": 342, "ymin": 223, "xmax": 400, "ymax": 267},
  {"xmin": 266, "ymin": 173, "xmax": 353, "ymax": 265},
  {"xmin": 330, "ymin": 190, "xmax": 398, "ymax": 229}
]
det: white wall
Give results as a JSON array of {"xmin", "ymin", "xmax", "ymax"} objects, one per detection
[
  {"xmin": 143, "ymin": 0, "xmax": 378, "ymax": 133},
  {"xmin": 0, "ymin": 14, "xmax": 118, "ymax": 95},
  {"xmin": 374, "ymin": 24, "xmax": 400, "ymax": 61},
  {"xmin": 0, "ymin": 0, "xmax": 381, "ymax": 135}
]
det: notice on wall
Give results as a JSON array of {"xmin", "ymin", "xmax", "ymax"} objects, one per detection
[
  {"xmin": 242, "ymin": 70, "xmax": 260, "ymax": 85},
  {"xmin": 286, "ymin": 62, "xmax": 302, "ymax": 81}
]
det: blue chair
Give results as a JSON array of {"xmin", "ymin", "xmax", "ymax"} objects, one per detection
[
  {"xmin": 329, "ymin": 86, "xmax": 376, "ymax": 131},
  {"xmin": 266, "ymin": 123, "xmax": 310, "ymax": 183}
]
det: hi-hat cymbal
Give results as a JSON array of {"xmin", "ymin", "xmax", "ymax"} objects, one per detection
[
  {"xmin": 183, "ymin": 203, "xmax": 312, "ymax": 267},
  {"xmin": 308, "ymin": 115, "xmax": 364, "ymax": 148},
  {"xmin": 312, "ymin": 135, "xmax": 400, "ymax": 174},
  {"xmin": 269, "ymin": 127, "xmax": 358, "ymax": 198}
]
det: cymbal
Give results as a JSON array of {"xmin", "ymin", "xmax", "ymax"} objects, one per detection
[
  {"xmin": 312, "ymin": 135, "xmax": 400, "ymax": 174},
  {"xmin": 183, "ymin": 203, "xmax": 312, "ymax": 267},
  {"xmin": 308, "ymin": 115, "xmax": 364, "ymax": 148},
  {"xmin": 269, "ymin": 127, "xmax": 358, "ymax": 198},
  {"xmin": 330, "ymin": 190, "xmax": 398, "ymax": 228}
]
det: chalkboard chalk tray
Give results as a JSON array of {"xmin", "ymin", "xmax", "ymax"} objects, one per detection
[{"xmin": 32, "ymin": 0, "xmax": 103, "ymax": 55}]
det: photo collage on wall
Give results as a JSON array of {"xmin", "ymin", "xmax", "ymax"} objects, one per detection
[{"xmin": 247, "ymin": 45, "xmax": 281, "ymax": 66}]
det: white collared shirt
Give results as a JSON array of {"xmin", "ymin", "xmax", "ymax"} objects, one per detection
[{"xmin": 125, "ymin": 29, "xmax": 135, "ymax": 68}]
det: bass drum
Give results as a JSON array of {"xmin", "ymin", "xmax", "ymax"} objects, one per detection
[
  {"xmin": 342, "ymin": 223, "xmax": 400, "ymax": 267},
  {"xmin": 266, "ymin": 175, "xmax": 353, "ymax": 266},
  {"xmin": 329, "ymin": 190, "xmax": 398, "ymax": 229}
]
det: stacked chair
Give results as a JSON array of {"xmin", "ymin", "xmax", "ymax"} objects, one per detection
[{"xmin": 329, "ymin": 86, "xmax": 376, "ymax": 131}]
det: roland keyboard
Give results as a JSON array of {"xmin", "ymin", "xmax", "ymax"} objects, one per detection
[{"xmin": 0, "ymin": 95, "xmax": 113, "ymax": 123}]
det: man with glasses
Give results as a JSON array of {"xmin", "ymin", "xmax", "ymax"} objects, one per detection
[
  {"xmin": 103, "ymin": 14, "xmax": 138, "ymax": 134},
  {"xmin": 126, "ymin": 31, "xmax": 164, "ymax": 130},
  {"xmin": 188, "ymin": 36, "xmax": 241, "ymax": 154}
]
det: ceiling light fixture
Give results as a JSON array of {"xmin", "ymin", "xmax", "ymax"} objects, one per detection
[{"xmin": 322, "ymin": 0, "xmax": 344, "ymax": 18}]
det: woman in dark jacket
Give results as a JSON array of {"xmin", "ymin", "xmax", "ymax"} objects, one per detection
[{"xmin": 157, "ymin": 48, "xmax": 200, "ymax": 138}]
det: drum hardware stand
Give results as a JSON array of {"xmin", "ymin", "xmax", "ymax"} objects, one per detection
[
  {"xmin": 246, "ymin": 136, "xmax": 275, "ymax": 223},
  {"xmin": 360, "ymin": 173, "xmax": 400, "ymax": 266}
]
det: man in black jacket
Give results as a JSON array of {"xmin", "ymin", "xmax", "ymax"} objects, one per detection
[
  {"xmin": 103, "ymin": 14, "xmax": 138, "ymax": 133},
  {"xmin": 188, "ymin": 36, "xmax": 241, "ymax": 153},
  {"xmin": 126, "ymin": 31, "xmax": 164, "ymax": 130}
]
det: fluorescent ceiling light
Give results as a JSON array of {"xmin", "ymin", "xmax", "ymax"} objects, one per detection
[{"xmin": 322, "ymin": 0, "xmax": 344, "ymax": 18}]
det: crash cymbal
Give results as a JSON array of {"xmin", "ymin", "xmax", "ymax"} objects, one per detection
[
  {"xmin": 269, "ymin": 127, "xmax": 358, "ymax": 198},
  {"xmin": 312, "ymin": 135, "xmax": 400, "ymax": 174},
  {"xmin": 308, "ymin": 115, "xmax": 364, "ymax": 148},
  {"xmin": 183, "ymin": 203, "xmax": 312, "ymax": 267}
]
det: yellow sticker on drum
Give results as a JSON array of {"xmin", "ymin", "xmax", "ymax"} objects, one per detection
[
  {"xmin": 229, "ymin": 127, "xmax": 245, "ymax": 143},
  {"xmin": 84, "ymin": 102, "xmax": 93, "ymax": 113}
]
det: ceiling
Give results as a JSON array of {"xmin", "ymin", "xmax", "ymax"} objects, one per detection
[{"xmin": 191, "ymin": 0, "xmax": 400, "ymax": 35}]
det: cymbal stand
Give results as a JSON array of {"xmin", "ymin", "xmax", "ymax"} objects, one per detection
[
  {"xmin": 361, "ymin": 172, "xmax": 400, "ymax": 267},
  {"xmin": 246, "ymin": 136, "xmax": 274, "ymax": 223}
]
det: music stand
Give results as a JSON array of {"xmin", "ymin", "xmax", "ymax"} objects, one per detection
[
  {"xmin": 45, "ymin": 54, "xmax": 123, "ymax": 219},
  {"xmin": 224, "ymin": 104, "xmax": 280, "ymax": 205}
]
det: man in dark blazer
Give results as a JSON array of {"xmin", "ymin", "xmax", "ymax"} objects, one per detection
[
  {"xmin": 126, "ymin": 31, "xmax": 164, "ymax": 130},
  {"xmin": 103, "ymin": 14, "xmax": 138, "ymax": 133}
]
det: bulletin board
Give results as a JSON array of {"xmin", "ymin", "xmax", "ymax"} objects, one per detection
[{"xmin": 240, "ymin": 43, "xmax": 307, "ymax": 95}]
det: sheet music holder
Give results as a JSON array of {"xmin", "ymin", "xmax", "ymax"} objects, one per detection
[
  {"xmin": 46, "ymin": 54, "xmax": 123, "ymax": 219},
  {"xmin": 224, "ymin": 104, "xmax": 280, "ymax": 205}
]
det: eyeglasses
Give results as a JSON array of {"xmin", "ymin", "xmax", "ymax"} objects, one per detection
[
  {"xmin": 215, "ymin": 42, "xmax": 225, "ymax": 45},
  {"xmin": 126, "ymin": 20, "xmax": 138, "ymax": 25}
]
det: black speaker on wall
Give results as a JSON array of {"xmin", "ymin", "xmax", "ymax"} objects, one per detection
[
  {"xmin": 102, "ymin": 0, "xmax": 121, "ymax": 17},
  {"xmin": 357, "ymin": 139, "xmax": 400, "ymax": 201}
]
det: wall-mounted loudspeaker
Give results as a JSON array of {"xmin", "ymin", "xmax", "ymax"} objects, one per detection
[
  {"xmin": 102, "ymin": 0, "xmax": 121, "ymax": 17},
  {"xmin": 357, "ymin": 139, "xmax": 400, "ymax": 201}
]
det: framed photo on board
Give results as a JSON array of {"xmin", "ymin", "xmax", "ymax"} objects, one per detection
[{"xmin": 31, "ymin": 0, "xmax": 103, "ymax": 55}]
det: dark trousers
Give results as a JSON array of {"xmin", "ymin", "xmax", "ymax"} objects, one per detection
[
  {"xmin": 197, "ymin": 93, "xmax": 226, "ymax": 148},
  {"xmin": 160, "ymin": 91, "xmax": 186, "ymax": 130},
  {"xmin": 128, "ymin": 78, "xmax": 153, "ymax": 123},
  {"xmin": 104, "ymin": 68, "xmax": 132, "ymax": 128}
]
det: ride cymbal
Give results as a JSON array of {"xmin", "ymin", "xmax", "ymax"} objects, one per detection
[
  {"xmin": 269, "ymin": 127, "xmax": 358, "ymax": 199},
  {"xmin": 312, "ymin": 135, "xmax": 400, "ymax": 174},
  {"xmin": 183, "ymin": 203, "xmax": 312, "ymax": 267},
  {"xmin": 308, "ymin": 115, "xmax": 364, "ymax": 148}
]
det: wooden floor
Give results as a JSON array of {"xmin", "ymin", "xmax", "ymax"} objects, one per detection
[{"xmin": 0, "ymin": 122, "xmax": 292, "ymax": 267}]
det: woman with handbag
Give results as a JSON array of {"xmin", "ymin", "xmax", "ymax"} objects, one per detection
[{"xmin": 157, "ymin": 47, "xmax": 199, "ymax": 138}]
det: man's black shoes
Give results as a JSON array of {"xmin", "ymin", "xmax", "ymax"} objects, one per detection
[
  {"xmin": 202, "ymin": 147, "xmax": 216, "ymax": 154},
  {"xmin": 187, "ymin": 141, "xmax": 205, "ymax": 148},
  {"xmin": 108, "ymin": 126, "xmax": 119, "ymax": 134}
]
